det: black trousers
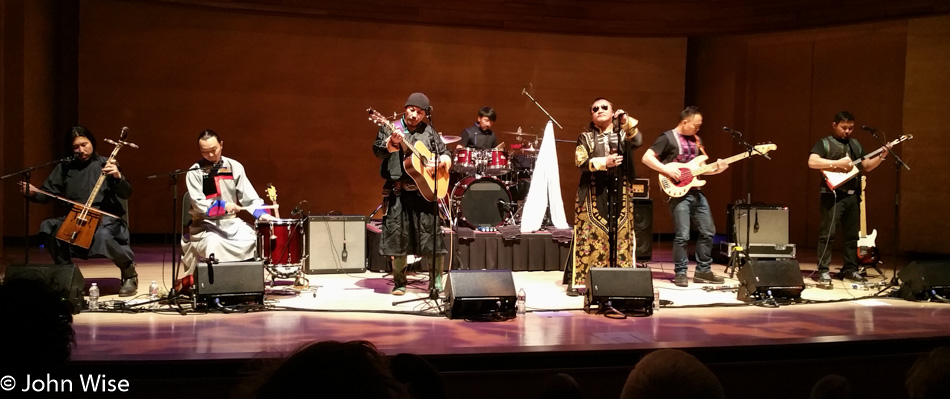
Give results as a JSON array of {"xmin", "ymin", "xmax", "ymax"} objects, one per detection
[
  {"xmin": 817, "ymin": 192, "xmax": 860, "ymax": 274},
  {"xmin": 40, "ymin": 216, "xmax": 136, "ymax": 278}
]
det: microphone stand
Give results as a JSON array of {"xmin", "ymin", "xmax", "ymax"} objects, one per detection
[
  {"xmin": 521, "ymin": 87, "xmax": 563, "ymax": 129},
  {"xmin": 606, "ymin": 119, "xmax": 624, "ymax": 268},
  {"xmin": 144, "ymin": 164, "xmax": 208, "ymax": 304},
  {"xmin": 863, "ymin": 128, "xmax": 910, "ymax": 289},
  {"xmin": 724, "ymin": 128, "xmax": 769, "ymax": 278},
  {"xmin": 2, "ymin": 154, "xmax": 77, "ymax": 264}
]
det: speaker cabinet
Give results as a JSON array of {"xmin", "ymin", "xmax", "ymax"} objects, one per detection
[
  {"xmin": 194, "ymin": 260, "xmax": 264, "ymax": 305},
  {"xmin": 633, "ymin": 199, "xmax": 653, "ymax": 260},
  {"xmin": 736, "ymin": 259, "xmax": 804, "ymax": 302},
  {"xmin": 898, "ymin": 261, "xmax": 950, "ymax": 301},
  {"xmin": 5, "ymin": 264, "xmax": 85, "ymax": 314},
  {"xmin": 306, "ymin": 215, "xmax": 367, "ymax": 274},
  {"xmin": 444, "ymin": 270, "xmax": 516, "ymax": 320},
  {"xmin": 728, "ymin": 204, "xmax": 789, "ymax": 245},
  {"xmin": 585, "ymin": 267, "xmax": 654, "ymax": 315}
]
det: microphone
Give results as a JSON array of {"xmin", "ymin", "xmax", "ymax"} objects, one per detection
[
  {"xmin": 341, "ymin": 242, "xmax": 348, "ymax": 263},
  {"xmin": 723, "ymin": 126, "xmax": 742, "ymax": 136},
  {"xmin": 861, "ymin": 125, "xmax": 878, "ymax": 132}
]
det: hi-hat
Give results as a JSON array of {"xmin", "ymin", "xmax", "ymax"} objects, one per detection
[{"xmin": 440, "ymin": 135, "xmax": 461, "ymax": 144}]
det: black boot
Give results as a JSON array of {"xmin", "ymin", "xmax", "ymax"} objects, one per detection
[{"xmin": 119, "ymin": 264, "xmax": 138, "ymax": 297}]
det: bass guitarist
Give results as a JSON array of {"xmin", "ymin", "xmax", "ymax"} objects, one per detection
[
  {"xmin": 642, "ymin": 106, "xmax": 727, "ymax": 287},
  {"xmin": 372, "ymin": 92, "xmax": 452, "ymax": 296},
  {"xmin": 807, "ymin": 111, "xmax": 889, "ymax": 285},
  {"xmin": 20, "ymin": 126, "xmax": 138, "ymax": 296}
]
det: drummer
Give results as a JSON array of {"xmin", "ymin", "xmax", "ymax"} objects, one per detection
[
  {"xmin": 179, "ymin": 129, "xmax": 275, "ymax": 288},
  {"xmin": 457, "ymin": 106, "xmax": 498, "ymax": 150}
]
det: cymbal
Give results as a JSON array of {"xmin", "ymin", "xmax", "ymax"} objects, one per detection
[{"xmin": 440, "ymin": 135, "xmax": 461, "ymax": 144}]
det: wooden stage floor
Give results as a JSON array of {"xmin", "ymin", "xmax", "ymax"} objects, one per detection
[
  {"xmin": 4, "ymin": 242, "xmax": 950, "ymax": 398},
  {"xmin": 3, "ymin": 243, "xmax": 946, "ymax": 363}
]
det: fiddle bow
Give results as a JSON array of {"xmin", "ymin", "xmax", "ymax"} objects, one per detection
[{"xmin": 55, "ymin": 127, "xmax": 138, "ymax": 249}]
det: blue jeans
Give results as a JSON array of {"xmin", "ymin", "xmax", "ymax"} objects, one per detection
[{"xmin": 669, "ymin": 190, "xmax": 716, "ymax": 275}]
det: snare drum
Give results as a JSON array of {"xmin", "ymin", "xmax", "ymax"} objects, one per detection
[
  {"xmin": 453, "ymin": 148, "xmax": 476, "ymax": 174},
  {"xmin": 483, "ymin": 149, "xmax": 509, "ymax": 176},
  {"xmin": 257, "ymin": 219, "xmax": 305, "ymax": 267}
]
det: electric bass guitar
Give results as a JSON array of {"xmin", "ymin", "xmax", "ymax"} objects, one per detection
[
  {"xmin": 822, "ymin": 134, "xmax": 912, "ymax": 190},
  {"xmin": 367, "ymin": 108, "xmax": 449, "ymax": 201},
  {"xmin": 658, "ymin": 144, "xmax": 777, "ymax": 198},
  {"xmin": 857, "ymin": 176, "xmax": 881, "ymax": 265},
  {"xmin": 55, "ymin": 128, "xmax": 138, "ymax": 249}
]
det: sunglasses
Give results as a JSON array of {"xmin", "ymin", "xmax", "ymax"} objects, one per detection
[{"xmin": 591, "ymin": 104, "xmax": 609, "ymax": 112}]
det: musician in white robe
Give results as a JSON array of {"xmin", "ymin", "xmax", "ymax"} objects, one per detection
[{"xmin": 180, "ymin": 130, "xmax": 274, "ymax": 281}]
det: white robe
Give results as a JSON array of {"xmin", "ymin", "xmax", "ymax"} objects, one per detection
[{"xmin": 180, "ymin": 156, "xmax": 265, "ymax": 276}]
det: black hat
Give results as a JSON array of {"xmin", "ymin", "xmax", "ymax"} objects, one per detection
[{"xmin": 405, "ymin": 92, "xmax": 430, "ymax": 110}]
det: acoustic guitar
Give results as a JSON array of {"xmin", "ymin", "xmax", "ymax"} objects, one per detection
[
  {"xmin": 367, "ymin": 108, "xmax": 449, "ymax": 201},
  {"xmin": 658, "ymin": 144, "xmax": 777, "ymax": 198}
]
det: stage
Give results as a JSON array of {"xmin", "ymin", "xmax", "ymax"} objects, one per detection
[{"xmin": 3, "ymin": 239, "xmax": 947, "ymax": 399}]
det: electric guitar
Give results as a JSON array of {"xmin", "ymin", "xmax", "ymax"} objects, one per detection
[
  {"xmin": 822, "ymin": 134, "xmax": 912, "ymax": 190},
  {"xmin": 658, "ymin": 144, "xmax": 777, "ymax": 198},
  {"xmin": 367, "ymin": 108, "xmax": 449, "ymax": 201},
  {"xmin": 857, "ymin": 176, "xmax": 881, "ymax": 265}
]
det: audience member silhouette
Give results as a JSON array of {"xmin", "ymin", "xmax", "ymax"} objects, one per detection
[
  {"xmin": 0, "ymin": 278, "xmax": 76, "ymax": 373},
  {"xmin": 251, "ymin": 340, "xmax": 408, "ymax": 399},
  {"xmin": 809, "ymin": 374, "xmax": 853, "ymax": 399},
  {"xmin": 905, "ymin": 346, "xmax": 950, "ymax": 399},
  {"xmin": 539, "ymin": 372, "xmax": 583, "ymax": 399},
  {"xmin": 390, "ymin": 353, "xmax": 448, "ymax": 399},
  {"xmin": 619, "ymin": 349, "xmax": 724, "ymax": 399}
]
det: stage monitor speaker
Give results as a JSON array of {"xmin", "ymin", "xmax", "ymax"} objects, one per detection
[
  {"xmin": 736, "ymin": 258, "xmax": 804, "ymax": 302},
  {"xmin": 444, "ymin": 270, "xmax": 516, "ymax": 320},
  {"xmin": 633, "ymin": 199, "xmax": 653, "ymax": 260},
  {"xmin": 194, "ymin": 260, "xmax": 264, "ymax": 305},
  {"xmin": 306, "ymin": 215, "xmax": 367, "ymax": 274},
  {"xmin": 4, "ymin": 264, "xmax": 85, "ymax": 314},
  {"xmin": 897, "ymin": 261, "xmax": 950, "ymax": 301},
  {"xmin": 585, "ymin": 267, "xmax": 654, "ymax": 315}
]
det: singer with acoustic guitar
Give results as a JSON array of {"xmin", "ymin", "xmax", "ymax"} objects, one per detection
[
  {"xmin": 372, "ymin": 92, "xmax": 452, "ymax": 296},
  {"xmin": 179, "ymin": 130, "xmax": 275, "ymax": 290},
  {"xmin": 807, "ymin": 111, "xmax": 890, "ymax": 285},
  {"xmin": 20, "ymin": 126, "xmax": 139, "ymax": 296},
  {"xmin": 642, "ymin": 106, "xmax": 728, "ymax": 288}
]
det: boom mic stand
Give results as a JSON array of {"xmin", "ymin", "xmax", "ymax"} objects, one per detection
[
  {"xmin": 144, "ymin": 164, "xmax": 209, "ymax": 306},
  {"xmin": 862, "ymin": 127, "xmax": 910, "ymax": 290},
  {"xmin": 2, "ymin": 154, "xmax": 79, "ymax": 264},
  {"xmin": 724, "ymin": 127, "xmax": 771, "ymax": 278}
]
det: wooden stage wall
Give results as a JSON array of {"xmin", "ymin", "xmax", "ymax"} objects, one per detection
[{"xmin": 2, "ymin": 1, "xmax": 950, "ymax": 261}]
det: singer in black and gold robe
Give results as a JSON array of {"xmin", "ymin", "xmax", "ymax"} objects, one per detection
[{"xmin": 569, "ymin": 98, "xmax": 642, "ymax": 292}]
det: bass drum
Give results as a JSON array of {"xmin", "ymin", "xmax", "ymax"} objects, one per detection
[{"xmin": 451, "ymin": 176, "xmax": 511, "ymax": 228}]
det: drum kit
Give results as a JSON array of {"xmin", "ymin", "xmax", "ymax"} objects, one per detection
[
  {"xmin": 443, "ymin": 129, "xmax": 540, "ymax": 230},
  {"xmin": 256, "ymin": 185, "xmax": 308, "ymax": 286}
]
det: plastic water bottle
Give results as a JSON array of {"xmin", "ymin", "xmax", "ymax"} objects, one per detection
[
  {"xmin": 653, "ymin": 288, "xmax": 660, "ymax": 312},
  {"xmin": 516, "ymin": 288, "xmax": 526, "ymax": 315},
  {"xmin": 149, "ymin": 280, "xmax": 159, "ymax": 300},
  {"xmin": 88, "ymin": 283, "xmax": 100, "ymax": 311}
]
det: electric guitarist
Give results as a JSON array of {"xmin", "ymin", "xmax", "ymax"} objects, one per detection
[
  {"xmin": 371, "ymin": 92, "xmax": 452, "ymax": 296},
  {"xmin": 808, "ymin": 111, "xmax": 890, "ymax": 285},
  {"xmin": 642, "ymin": 106, "xmax": 728, "ymax": 288},
  {"xmin": 20, "ymin": 126, "xmax": 139, "ymax": 297}
]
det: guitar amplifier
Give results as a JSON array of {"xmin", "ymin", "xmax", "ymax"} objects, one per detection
[{"xmin": 631, "ymin": 178, "xmax": 650, "ymax": 199}]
